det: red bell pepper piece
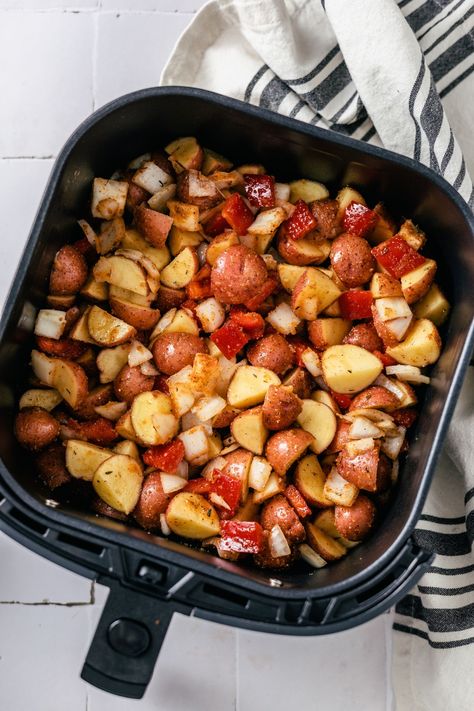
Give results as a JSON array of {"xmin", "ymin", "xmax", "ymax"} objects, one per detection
[
  {"xmin": 203, "ymin": 211, "xmax": 229, "ymax": 237},
  {"xmin": 61, "ymin": 417, "xmax": 118, "ymax": 446},
  {"xmin": 186, "ymin": 264, "xmax": 212, "ymax": 300},
  {"xmin": 212, "ymin": 472, "xmax": 242, "ymax": 517},
  {"xmin": 184, "ymin": 478, "xmax": 212, "ymax": 495},
  {"xmin": 36, "ymin": 336, "xmax": 86, "ymax": 359},
  {"xmin": 155, "ymin": 375, "xmax": 170, "ymax": 394},
  {"xmin": 219, "ymin": 521, "xmax": 264, "ymax": 554},
  {"xmin": 210, "ymin": 319, "xmax": 250, "ymax": 359},
  {"xmin": 330, "ymin": 390, "xmax": 353, "ymax": 411},
  {"xmin": 392, "ymin": 408, "xmax": 418, "ymax": 429},
  {"xmin": 282, "ymin": 199, "xmax": 317, "ymax": 240},
  {"xmin": 284, "ymin": 485, "xmax": 311, "ymax": 519},
  {"xmin": 339, "ymin": 290, "xmax": 373, "ymax": 320},
  {"xmin": 373, "ymin": 350, "xmax": 398, "ymax": 367},
  {"xmin": 143, "ymin": 440, "xmax": 185, "ymax": 474},
  {"xmin": 343, "ymin": 201, "xmax": 378, "ymax": 238},
  {"xmin": 243, "ymin": 275, "xmax": 279, "ymax": 311},
  {"xmin": 221, "ymin": 194, "xmax": 254, "ymax": 236},
  {"xmin": 244, "ymin": 174, "xmax": 275, "ymax": 208},
  {"xmin": 371, "ymin": 235, "xmax": 426, "ymax": 278},
  {"xmin": 229, "ymin": 307, "xmax": 265, "ymax": 339}
]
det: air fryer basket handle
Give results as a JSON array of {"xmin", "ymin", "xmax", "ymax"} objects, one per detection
[{"xmin": 81, "ymin": 580, "xmax": 188, "ymax": 699}]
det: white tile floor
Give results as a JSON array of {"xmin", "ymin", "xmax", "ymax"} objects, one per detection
[{"xmin": 0, "ymin": 1, "xmax": 393, "ymax": 709}]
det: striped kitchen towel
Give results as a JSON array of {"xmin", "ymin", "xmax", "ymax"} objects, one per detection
[{"xmin": 161, "ymin": 0, "xmax": 474, "ymax": 708}]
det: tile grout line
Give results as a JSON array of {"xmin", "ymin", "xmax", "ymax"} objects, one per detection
[
  {"xmin": 0, "ymin": 7, "xmax": 197, "ymax": 15},
  {"xmin": 91, "ymin": 5, "xmax": 99, "ymax": 112}
]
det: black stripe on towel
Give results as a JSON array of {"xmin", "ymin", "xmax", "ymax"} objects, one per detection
[
  {"xmin": 393, "ymin": 623, "xmax": 474, "ymax": 648},
  {"xmin": 413, "ymin": 528, "xmax": 472, "ymax": 556},
  {"xmin": 440, "ymin": 61, "xmax": 474, "ymax": 97},
  {"xmin": 416, "ymin": 0, "xmax": 467, "ymax": 41},
  {"xmin": 419, "ymin": 73, "xmax": 444, "ymax": 170},
  {"xmin": 424, "ymin": 4, "xmax": 474, "ymax": 54},
  {"xmin": 431, "ymin": 32, "xmax": 474, "ymax": 83},
  {"xmin": 397, "ymin": 594, "xmax": 474, "ymax": 632},
  {"xmin": 408, "ymin": 60, "xmax": 427, "ymax": 161},
  {"xmin": 418, "ymin": 582, "xmax": 474, "ymax": 596},
  {"xmin": 420, "ymin": 514, "xmax": 466, "ymax": 525},
  {"xmin": 259, "ymin": 76, "xmax": 291, "ymax": 112},
  {"xmin": 405, "ymin": 0, "xmax": 453, "ymax": 34},
  {"xmin": 285, "ymin": 45, "xmax": 340, "ymax": 86},
  {"xmin": 440, "ymin": 130, "xmax": 455, "ymax": 172},
  {"xmin": 244, "ymin": 64, "xmax": 269, "ymax": 103},
  {"xmin": 428, "ymin": 563, "xmax": 474, "ymax": 576}
]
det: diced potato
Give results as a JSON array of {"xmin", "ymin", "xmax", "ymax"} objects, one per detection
[
  {"xmin": 87, "ymin": 306, "xmax": 136, "ymax": 346},
  {"xmin": 294, "ymin": 454, "xmax": 332, "ymax": 506},
  {"xmin": 370, "ymin": 273, "xmax": 402, "ymax": 299},
  {"xmin": 96, "ymin": 344, "xmax": 131, "ymax": 383},
  {"xmin": 191, "ymin": 354, "xmax": 220, "ymax": 395},
  {"xmin": 93, "ymin": 454, "xmax": 143, "ymax": 514},
  {"xmin": 95, "ymin": 401, "xmax": 128, "ymax": 421},
  {"xmin": 160, "ymin": 246, "xmax": 199, "ymax": 289},
  {"xmin": 131, "ymin": 391, "xmax": 179, "ymax": 446},
  {"xmin": 335, "ymin": 186, "xmax": 366, "ymax": 222},
  {"xmin": 296, "ymin": 400, "xmax": 337, "ymax": 455},
  {"xmin": 289, "ymin": 179, "xmax": 329, "ymax": 203},
  {"xmin": 248, "ymin": 207, "xmax": 286, "ymax": 236},
  {"xmin": 52, "ymin": 359, "xmax": 88, "ymax": 409},
  {"xmin": 413, "ymin": 283, "xmax": 450, "ymax": 326},
  {"xmin": 398, "ymin": 219, "xmax": 426, "ymax": 251},
  {"xmin": 401, "ymin": 259, "xmax": 437, "ymax": 305},
  {"xmin": 386, "ymin": 318, "xmax": 441, "ymax": 366},
  {"xmin": 321, "ymin": 345, "xmax": 383, "ymax": 394},
  {"xmin": 167, "ymin": 200, "xmax": 200, "ymax": 232},
  {"xmin": 308, "ymin": 318, "xmax": 352, "ymax": 349},
  {"xmin": 91, "ymin": 178, "xmax": 128, "ymax": 220},
  {"xmin": 311, "ymin": 389, "xmax": 339, "ymax": 413},
  {"xmin": 169, "ymin": 226, "xmax": 203, "ymax": 256},
  {"xmin": 165, "ymin": 137, "xmax": 203, "ymax": 174},
  {"xmin": 81, "ymin": 276, "xmax": 109, "ymax": 302},
  {"xmin": 121, "ymin": 229, "xmax": 171, "ymax": 270},
  {"xmin": 306, "ymin": 522, "xmax": 347, "ymax": 561},
  {"xmin": 266, "ymin": 302, "xmax": 301, "ymax": 336},
  {"xmin": 278, "ymin": 264, "xmax": 306, "ymax": 292},
  {"xmin": 291, "ymin": 270, "xmax": 320, "ymax": 320},
  {"xmin": 66, "ymin": 440, "xmax": 112, "ymax": 481},
  {"xmin": 113, "ymin": 439, "xmax": 141, "ymax": 460},
  {"xmin": 160, "ymin": 308, "xmax": 199, "ymax": 337},
  {"xmin": 166, "ymin": 493, "xmax": 220, "ymax": 539},
  {"xmin": 252, "ymin": 472, "xmax": 285, "ymax": 504},
  {"xmin": 206, "ymin": 232, "xmax": 240, "ymax": 265},
  {"xmin": 133, "ymin": 160, "xmax": 173, "ymax": 193},
  {"xmin": 227, "ymin": 366, "xmax": 281, "ymax": 409},
  {"xmin": 369, "ymin": 203, "xmax": 397, "ymax": 244},
  {"xmin": 231, "ymin": 407, "xmax": 268, "ymax": 455},
  {"xmin": 195, "ymin": 298, "xmax": 225, "ymax": 333},
  {"xmin": 115, "ymin": 410, "xmax": 141, "ymax": 443},
  {"xmin": 31, "ymin": 350, "xmax": 55, "ymax": 386},
  {"xmin": 147, "ymin": 183, "xmax": 177, "ymax": 212},
  {"xmin": 323, "ymin": 466, "xmax": 359, "ymax": 506},
  {"xmin": 202, "ymin": 148, "xmax": 232, "ymax": 175},
  {"xmin": 19, "ymin": 388, "xmax": 62, "ymax": 411},
  {"xmin": 93, "ymin": 255, "xmax": 149, "ymax": 297}
]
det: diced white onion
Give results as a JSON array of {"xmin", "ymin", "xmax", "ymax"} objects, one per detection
[
  {"xmin": 299, "ymin": 543, "xmax": 327, "ymax": 569},
  {"xmin": 202, "ymin": 456, "xmax": 227, "ymax": 478},
  {"xmin": 160, "ymin": 473, "xmax": 187, "ymax": 494},
  {"xmin": 209, "ymin": 492, "xmax": 231, "ymax": 511},
  {"xmin": 375, "ymin": 297, "xmax": 412, "ymax": 322},
  {"xmin": 133, "ymin": 161, "xmax": 173, "ymax": 193},
  {"xmin": 349, "ymin": 416, "xmax": 383, "ymax": 440},
  {"xmin": 160, "ymin": 513, "xmax": 171, "ymax": 535},
  {"xmin": 266, "ymin": 302, "xmax": 301, "ymax": 335},
  {"xmin": 195, "ymin": 298, "xmax": 225, "ymax": 333},
  {"xmin": 375, "ymin": 374, "xmax": 405, "ymax": 400},
  {"xmin": 219, "ymin": 442, "xmax": 240, "ymax": 456},
  {"xmin": 323, "ymin": 467, "xmax": 359, "ymax": 507},
  {"xmin": 181, "ymin": 410, "xmax": 212, "ymax": 434},
  {"xmin": 148, "ymin": 183, "xmax": 176, "ymax": 211},
  {"xmin": 78, "ymin": 219, "xmax": 97, "ymax": 245},
  {"xmin": 381, "ymin": 426, "xmax": 406, "ymax": 460},
  {"xmin": 178, "ymin": 426, "xmax": 210, "ymax": 465},
  {"xmin": 128, "ymin": 340, "xmax": 153, "ymax": 367},
  {"xmin": 344, "ymin": 408, "xmax": 395, "ymax": 424},
  {"xmin": 34, "ymin": 309, "xmax": 67, "ymax": 340},
  {"xmin": 31, "ymin": 350, "xmax": 55, "ymax": 386},
  {"xmin": 301, "ymin": 348, "xmax": 322, "ymax": 377},
  {"xmin": 248, "ymin": 207, "xmax": 286, "ymax": 236},
  {"xmin": 248, "ymin": 456, "xmax": 272, "ymax": 492},
  {"xmin": 269, "ymin": 524, "xmax": 291, "ymax": 558},
  {"xmin": 192, "ymin": 394, "xmax": 227, "ymax": 422},
  {"xmin": 274, "ymin": 183, "xmax": 291, "ymax": 201},
  {"xmin": 314, "ymin": 376, "xmax": 329, "ymax": 392},
  {"xmin": 128, "ymin": 153, "xmax": 151, "ymax": 170},
  {"xmin": 386, "ymin": 364, "xmax": 430, "ymax": 384},
  {"xmin": 140, "ymin": 361, "xmax": 160, "ymax": 377},
  {"xmin": 151, "ymin": 308, "xmax": 177, "ymax": 339},
  {"xmin": 345, "ymin": 437, "xmax": 375, "ymax": 457},
  {"xmin": 385, "ymin": 316, "xmax": 413, "ymax": 341}
]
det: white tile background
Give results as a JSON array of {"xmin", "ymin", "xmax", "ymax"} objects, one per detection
[{"xmin": 0, "ymin": 1, "xmax": 393, "ymax": 709}]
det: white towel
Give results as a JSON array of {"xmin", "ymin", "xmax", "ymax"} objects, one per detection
[{"xmin": 161, "ymin": 1, "xmax": 474, "ymax": 708}]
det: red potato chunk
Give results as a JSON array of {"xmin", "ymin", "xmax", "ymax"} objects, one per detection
[
  {"xmin": 210, "ymin": 245, "xmax": 268, "ymax": 305},
  {"xmin": 343, "ymin": 323, "xmax": 383, "ymax": 352},
  {"xmin": 135, "ymin": 204, "xmax": 173, "ymax": 247},
  {"xmin": 334, "ymin": 495, "xmax": 376, "ymax": 541},
  {"xmin": 15, "ymin": 407, "xmax": 60, "ymax": 451},
  {"xmin": 262, "ymin": 385, "xmax": 302, "ymax": 430},
  {"xmin": 336, "ymin": 444, "xmax": 391, "ymax": 492},
  {"xmin": 247, "ymin": 334, "xmax": 293, "ymax": 375},
  {"xmin": 330, "ymin": 233, "xmax": 375, "ymax": 288},
  {"xmin": 114, "ymin": 365, "xmax": 155, "ymax": 404},
  {"xmin": 36, "ymin": 443, "xmax": 71, "ymax": 489},
  {"xmin": 261, "ymin": 494, "xmax": 306, "ymax": 543},
  {"xmin": 349, "ymin": 386, "xmax": 400, "ymax": 412},
  {"xmin": 265, "ymin": 428, "xmax": 314, "ymax": 476},
  {"xmin": 133, "ymin": 471, "xmax": 171, "ymax": 530},
  {"xmin": 49, "ymin": 245, "xmax": 88, "ymax": 296},
  {"xmin": 309, "ymin": 198, "xmax": 340, "ymax": 240},
  {"xmin": 152, "ymin": 333, "xmax": 208, "ymax": 376}
]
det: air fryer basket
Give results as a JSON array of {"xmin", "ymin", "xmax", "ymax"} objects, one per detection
[{"xmin": 0, "ymin": 87, "xmax": 473, "ymax": 699}]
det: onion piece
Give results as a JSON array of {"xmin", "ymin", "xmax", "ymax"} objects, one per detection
[
  {"xmin": 266, "ymin": 302, "xmax": 301, "ymax": 335},
  {"xmin": 202, "ymin": 456, "xmax": 227, "ymax": 478},
  {"xmin": 133, "ymin": 160, "xmax": 173, "ymax": 193},
  {"xmin": 128, "ymin": 153, "xmax": 151, "ymax": 170},
  {"xmin": 209, "ymin": 492, "xmax": 231, "ymax": 511},
  {"xmin": 148, "ymin": 183, "xmax": 176, "ymax": 211},
  {"xmin": 275, "ymin": 183, "xmax": 291, "ymax": 202},
  {"xmin": 299, "ymin": 543, "xmax": 327, "ymax": 569},
  {"xmin": 78, "ymin": 219, "xmax": 97, "ymax": 245},
  {"xmin": 269, "ymin": 524, "xmax": 291, "ymax": 558},
  {"xmin": 343, "ymin": 408, "xmax": 395, "ymax": 424},
  {"xmin": 160, "ymin": 513, "xmax": 171, "ymax": 535},
  {"xmin": 160, "ymin": 473, "xmax": 187, "ymax": 495},
  {"xmin": 381, "ymin": 426, "xmax": 406, "ymax": 460},
  {"xmin": 31, "ymin": 350, "xmax": 55, "ymax": 386},
  {"xmin": 386, "ymin": 364, "xmax": 430, "ymax": 384},
  {"xmin": 301, "ymin": 348, "xmax": 322, "ymax": 377},
  {"xmin": 323, "ymin": 466, "xmax": 359, "ymax": 507},
  {"xmin": 192, "ymin": 394, "xmax": 226, "ymax": 421},
  {"xmin": 345, "ymin": 437, "xmax": 375, "ymax": 457},
  {"xmin": 195, "ymin": 298, "xmax": 225, "ymax": 333},
  {"xmin": 151, "ymin": 308, "xmax": 177, "ymax": 339},
  {"xmin": 94, "ymin": 401, "xmax": 127, "ymax": 421},
  {"xmin": 128, "ymin": 340, "xmax": 153, "ymax": 367},
  {"xmin": 115, "ymin": 248, "xmax": 160, "ymax": 281},
  {"xmin": 175, "ymin": 460, "xmax": 189, "ymax": 480},
  {"xmin": 34, "ymin": 309, "xmax": 67, "ymax": 340},
  {"xmin": 374, "ymin": 374, "xmax": 405, "ymax": 400},
  {"xmin": 140, "ymin": 361, "xmax": 160, "ymax": 377},
  {"xmin": 349, "ymin": 416, "xmax": 384, "ymax": 440},
  {"xmin": 219, "ymin": 442, "xmax": 240, "ymax": 456},
  {"xmin": 178, "ymin": 425, "xmax": 210, "ymax": 465},
  {"xmin": 248, "ymin": 456, "xmax": 272, "ymax": 491}
]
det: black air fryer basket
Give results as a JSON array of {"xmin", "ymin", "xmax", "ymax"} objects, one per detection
[{"xmin": 0, "ymin": 88, "xmax": 473, "ymax": 699}]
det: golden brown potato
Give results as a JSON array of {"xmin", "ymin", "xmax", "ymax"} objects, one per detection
[
  {"xmin": 277, "ymin": 232, "xmax": 330, "ymax": 266},
  {"xmin": 87, "ymin": 306, "xmax": 137, "ymax": 347},
  {"xmin": 51, "ymin": 359, "xmax": 89, "ymax": 410},
  {"xmin": 212, "ymin": 405, "xmax": 241, "ymax": 429},
  {"xmin": 110, "ymin": 296, "xmax": 160, "ymax": 331},
  {"xmin": 294, "ymin": 454, "xmax": 332, "ymax": 507},
  {"xmin": 176, "ymin": 169, "xmax": 221, "ymax": 208},
  {"xmin": 330, "ymin": 233, "xmax": 375, "ymax": 287},
  {"xmin": 206, "ymin": 232, "xmax": 240, "ymax": 266},
  {"xmin": 262, "ymin": 385, "xmax": 302, "ymax": 430},
  {"xmin": 166, "ymin": 492, "xmax": 220, "ymax": 539},
  {"xmin": 155, "ymin": 286, "xmax": 186, "ymax": 312},
  {"xmin": 165, "ymin": 137, "xmax": 203, "ymax": 173},
  {"xmin": 265, "ymin": 428, "xmax": 314, "ymax": 476},
  {"xmin": 386, "ymin": 319, "xmax": 441, "ymax": 367},
  {"xmin": 401, "ymin": 259, "xmax": 437, "ymax": 304},
  {"xmin": 36, "ymin": 443, "xmax": 71, "ymax": 489},
  {"xmin": 131, "ymin": 391, "xmax": 178, "ymax": 446},
  {"xmin": 334, "ymin": 495, "xmax": 376, "ymax": 541},
  {"xmin": 49, "ymin": 246, "xmax": 88, "ymax": 296},
  {"xmin": 160, "ymin": 247, "xmax": 199, "ymax": 289},
  {"xmin": 152, "ymin": 332, "xmax": 208, "ymax": 376},
  {"xmin": 227, "ymin": 365, "xmax": 281, "ymax": 409},
  {"xmin": 308, "ymin": 318, "xmax": 352, "ymax": 349},
  {"xmin": 93, "ymin": 454, "xmax": 143, "ymax": 514},
  {"xmin": 337, "ymin": 443, "xmax": 391, "ymax": 492},
  {"xmin": 349, "ymin": 386, "xmax": 400, "ymax": 412},
  {"xmin": 261, "ymin": 494, "xmax": 305, "ymax": 543},
  {"xmin": 74, "ymin": 384, "xmax": 113, "ymax": 420},
  {"xmin": 211, "ymin": 245, "xmax": 268, "ymax": 305},
  {"xmin": 413, "ymin": 283, "xmax": 450, "ymax": 326},
  {"xmin": 327, "ymin": 420, "xmax": 352, "ymax": 453},
  {"xmin": 296, "ymin": 399, "xmax": 337, "ymax": 454},
  {"xmin": 231, "ymin": 406, "xmax": 268, "ymax": 455},
  {"xmin": 133, "ymin": 471, "xmax": 172, "ymax": 530},
  {"xmin": 114, "ymin": 365, "xmax": 155, "ymax": 404},
  {"xmin": 305, "ymin": 522, "xmax": 346, "ymax": 561},
  {"xmin": 370, "ymin": 273, "xmax": 403, "ymax": 299},
  {"xmin": 342, "ymin": 323, "xmax": 383, "ymax": 352},
  {"xmin": 247, "ymin": 334, "xmax": 293, "ymax": 375},
  {"xmin": 282, "ymin": 368, "xmax": 313, "ymax": 399},
  {"xmin": 321, "ymin": 345, "xmax": 383, "ymax": 394}
]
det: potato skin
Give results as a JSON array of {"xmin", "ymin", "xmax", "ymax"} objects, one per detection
[
  {"xmin": 212, "ymin": 405, "xmax": 240, "ymax": 429},
  {"xmin": 210, "ymin": 245, "xmax": 268, "ymax": 304},
  {"xmin": 92, "ymin": 496, "xmax": 129, "ymax": 521},
  {"xmin": 327, "ymin": 420, "xmax": 351, "ymax": 453},
  {"xmin": 343, "ymin": 323, "xmax": 382, "ymax": 352},
  {"xmin": 349, "ymin": 386, "xmax": 400, "ymax": 412},
  {"xmin": 334, "ymin": 495, "xmax": 376, "ymax": 541},
  {"xmin": 265, "ymin": 428, "xmax": 314, "ymax": 476},
  {"xmin": 330, "ymin": 233, "xmax": 375, "ymax": 287},
  {"xmin": 370, "ymin": 303, "xmax": 399, "ymax": 348},
  {"xmin": 49, "ymin": 245, "xmax": 88, "ymax": 296},
  {"xmin": 114, "ymin": 365, "xmax": 155, "ymax": 404},
  {"xmin": 283, "ymin": 368, "xmax": 313, "ymax": 399},
  {"xmin": 261, "ymin": 494, "xmax": 305, "ymax": 543},
  {"xmin": 254, "ymin": 530, "xmax": 297, "ymax": 569},
  {"xmin": 277, "ymin": 232, "xmax": 324, "ymax": 266},
  {"xmin": 262, "ymin": 385, "xmax": 302, "ymax": 430},
  {"xmin": 74, "ymin": 384, "xmax": 113, "ymax": 420},
  {"xmin": 155, "ymin": 286, "xmax": 186, "ymax": 312},
  {"xmin": 337, "ymin": 445, "xmax": 391, "ymax": 492},
  {"xmin": 176, "ymin": 169, "xmax": 221, "ymax": 209},
  {"xmin": 110, "ymin": 297, "xmax": 160, "ymax": 331},
  {"xmin": 133, "ymin": 472, "xmax": 171, "ymax": 530},
  {"xmin": 15, "ymin": 407, "xmax": 60, "ymax": 450},
  {"xmin": 36, "ymin": 443, "xmax": 71, "ymax": 489},
  {"xmin": 152, "ymin": 332, "xmax": 208, "ymax": 376},
  {"xmin": 247, "ymin": 334, "xmax": 293, "ymax": 375},
  {"xmin": 309, "ymin": 199, "xmax": 340, "ymax": 240}
]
